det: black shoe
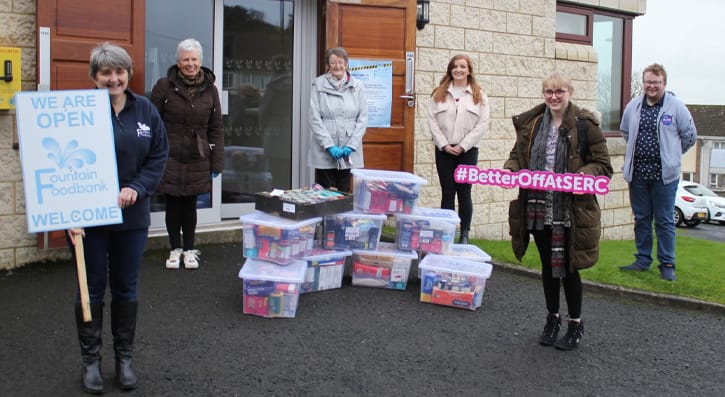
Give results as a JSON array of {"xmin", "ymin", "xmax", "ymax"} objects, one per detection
[
  {"xmin": 458, "ymin": 230, "xmax": 469, "ymax": 244},
  {"xmin": 539, "ymin": 314, "xmax": 561, "ymax": 346},
  {"xmin": 554, "ymin": 320, "xmax": 584, "ymax": 351}
]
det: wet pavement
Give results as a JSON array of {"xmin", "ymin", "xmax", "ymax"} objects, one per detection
[{"xmin": 1, "ymin": 242, "xmax": 723, "ymax": 397}]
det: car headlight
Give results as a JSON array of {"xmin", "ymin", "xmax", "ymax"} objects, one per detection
[{"xmin": 713, "ymin": 201, "xmax": 725, "ymax": 209}]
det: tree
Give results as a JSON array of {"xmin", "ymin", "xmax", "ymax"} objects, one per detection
[{"xmin": 631, "ymin": 69, "xmax": 643, "ymax": 99}]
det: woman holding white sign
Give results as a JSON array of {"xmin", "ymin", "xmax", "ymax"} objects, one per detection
[
  {"xmin": 504, "ymin": 72, "xmax": 612, "ymax": 351},
  {"xmin": 67, "ymin": 42, "xmax": 168, "ymax": 394},
  {"xmin": 427, "ymin": 54, "xmax": 490, "ymax": 244}
]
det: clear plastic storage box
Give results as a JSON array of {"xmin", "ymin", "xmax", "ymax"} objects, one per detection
[
  {"xmin": 351, "ymin": 169, "xmax": 428, "ymax": 214},
  {"xmin": 394, "ymin": 207, "xmax": 460, "ymax": 254},
  {"xmin": 351, "ymin": 242, "xmax": 418, "ymax": 290},
  {"xmin": 418, "ymin": 254, "xmax": 493, "ymax": 310},
  {"xmin": 238, "ymin": 258, "xmax": 307, "ymax": 318},
  {"xmin": 321, "ymin": 211, "xmax": 387, "ymax": 250},
  {"xmin": 240, "ymin": 210, "xmax": 321, "ymax": 265},
  {"xmin": 299, "ymin": 248, "xmax": 352, "ymax": 294},
  {"xmin": 417, "ymin": 243, "xmax": 492, "ymax": 278}
]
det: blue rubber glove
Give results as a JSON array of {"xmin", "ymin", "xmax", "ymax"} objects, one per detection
[
  {"xmin": 341, "ymin": 146, "xmax": 354, "ymax": 158},
  {"xmin": 327, "ymin": 146, "xmax": 343, "ymax": 159},
  {"xmin": 211, "ymin": 172, "xmax": 220, "ymax": 179}
]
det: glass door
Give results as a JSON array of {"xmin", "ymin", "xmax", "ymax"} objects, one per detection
[
  {"xmin": 145, "ymin": 0, "xmax": 218, "ymax": 227},
  {"xmin": 220, "ymin": 0, "xmax": 296, "ymax": 218}
]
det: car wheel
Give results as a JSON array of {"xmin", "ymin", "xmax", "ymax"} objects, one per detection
[
  {"xmin": 674, "ymin": 208, "xmax": 684, "ymax": 227},
  {"xmin": 684, "ymin": 219, "xmax": 700, "ymax": 228}
]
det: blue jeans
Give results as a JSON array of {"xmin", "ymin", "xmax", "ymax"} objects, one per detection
[{"xmin": 629, "ymin": 179, "xmax": 678, "ymax": 268}]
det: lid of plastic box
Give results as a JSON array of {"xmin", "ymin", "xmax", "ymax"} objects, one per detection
[
  {"xmin": 445, "ymin": 244, "xmax": 492, "ymax": 262},
  {"xmin": 240, "ymin": 210, "xmax": 322, "ymax": 228},
  {"xmin": 238, "ymin": 258, "xmax": 307, "ymax": 282},
  {"xmin": 352, "ymin": 241, "xmax": 418, "ymax": 259},
  {"xmin": 351, "ymin": 169, "xmax": 427, "ymax": 185},
  {"xmin": 302, "ymin": 248, "xmax": 353, "ymax": 262},
  {"xmin": 418, "ymin": 254, "xmax": 493, "ymax": 278},
  {"xmin": 394, "ymin": 207, "xmax": 460, "ymax": 223},
  {"xmin": 325, "ymin": 211, "xmax": 388, "ymax": 221}
]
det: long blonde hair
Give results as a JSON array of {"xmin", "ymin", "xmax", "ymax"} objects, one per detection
[{"xmin": 431, "ymin": 54, "xmax": 484, "ymax": 104}]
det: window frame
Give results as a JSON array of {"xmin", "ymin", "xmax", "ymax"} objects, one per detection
[
  {"xmin": 555, "ymin": 5, "xmax": 593, "ymax": 45},
  {"xmin": 556, "ymin": 2, "xmax": 635, "ymax": 135}
]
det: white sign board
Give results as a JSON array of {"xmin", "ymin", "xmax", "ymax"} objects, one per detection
[
  {"xmin": 348, "ymin": 59, "xmax": 393, "ymax": 128},
  {"xmin": 15, "ymin": 89, "xmax": 122, "ymax": 233}
]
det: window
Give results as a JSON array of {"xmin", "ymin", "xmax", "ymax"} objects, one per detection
[
  {"xmin": 710, "ymin": 174, "xmax": 725, "ymax": 189},
  {"xmin": 556, "ymin": 3, "xmax": 635, "ymax": 133},
  {"xmin": 682, "ymin": 172, "xmax": 693, "ymax": 182}
]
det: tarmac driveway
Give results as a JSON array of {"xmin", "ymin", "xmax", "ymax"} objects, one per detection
[{"xmin": 1, "ymin": 242, "xmax": 723, "ymax": 397}]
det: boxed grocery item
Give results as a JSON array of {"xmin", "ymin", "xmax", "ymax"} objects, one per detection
[
  {"xmin": 351, "ymin": 242, "xmax": 418, "ymax": 290},
  {"xmin": 238, "ymin": 258, "xmax": 307, "ymax": 318},
  {"xmin": 240, "ymin": 211, "xmax": 321, "ymax": 265},
  {"xmin": 394, "ymin": 207, "xmax": 460, "ymax": 254},
  {"xmin": 351, "ymin": 169, "xmax": 427, "ymax": 214},
  {"xmin": 321, "ymin": 211, "xmax": 386, "ymax": 250},
  {"xmin": 255, "ymin": 186, "xmax": 353, "ymax": 220},
  {"xmin": 299, "ymin": 248, "xmax": 352, "ymax": 294},
  {"xmin": 418, "ymin": 254, "xmax": 493, "ymax": 310}
]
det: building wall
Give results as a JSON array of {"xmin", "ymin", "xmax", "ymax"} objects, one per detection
[
  {"xmin": 413, "ymin": 0, "xmax": 644, "ymax": 242},
  {"xmin": 0, "ymin": 0, "xmax": 643, "ymax": 270},
  {"xmin": 0, "ymin": 0, "xmax": 71, "ymax": 269}
]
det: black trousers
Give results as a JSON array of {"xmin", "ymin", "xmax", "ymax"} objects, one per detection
[
  {"xmin": 315, "ymin": 168, "xmax": 352, "ymax": 193},
  {"xmin": 165, "ymin": 195, "xmax": 198, "ymax": 251},
  {"xmin": 434, "ymin": 147, "xmax": 478, "ymax": 231},
  {"xmin": 532, "ymin": 227, "xmax": 582, "ymax": 319}
]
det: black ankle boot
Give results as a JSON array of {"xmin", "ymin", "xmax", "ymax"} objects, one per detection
[
  {"xmin": 458, "ymin": 230, "xmax": 469, "ymax": 244},
  {"xmin": 554, "ymin": 320, "xmax": 584, "ymax": 350},
  {"xmin": 539, "ymin": 314, "xmax": 561, "ymax": 346},
  {"xmin": 111, "ymin": 301, "xmax": 138, "ymax": 390},
  {"xmin": 76, "ymin": 302, "xmax": 105, "ymax": 395}
]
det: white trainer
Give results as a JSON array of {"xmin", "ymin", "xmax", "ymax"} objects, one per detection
[
  {"xmin": 165, "ymin": 248, "xmax": 184, "ymax": 269},
  {"xmin": 183, "ymin": 250, "xmax": 200, "ymax": 269}
]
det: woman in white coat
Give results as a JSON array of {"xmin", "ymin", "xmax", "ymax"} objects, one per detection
[
  {"xmin": 427, "ymin": 54, "xmax": 490, "ymax": 243},
  {"xmin": 309, "ymin": 47, "xmax": 368, "ymax": 192}
]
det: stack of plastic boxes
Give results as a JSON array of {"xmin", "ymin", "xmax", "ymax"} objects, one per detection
[
  {"xmin": 331, "ymin": 169, "xmax": 429, "ymax": 290},
  {"xmin": 238, "ymin": 211, "xmax": 322, "ymax": 318}
]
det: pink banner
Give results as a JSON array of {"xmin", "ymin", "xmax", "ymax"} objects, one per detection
[{"xmin": 454, "ymin": 165, "xmax": 610, "ymax": 195}]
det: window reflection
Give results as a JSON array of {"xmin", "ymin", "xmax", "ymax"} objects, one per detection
[{"xmin": 222, "ymin": 0, "xmax": 295, "ymax": 204}]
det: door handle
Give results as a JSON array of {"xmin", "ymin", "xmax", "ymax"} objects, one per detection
[{"xmin": 400, "ymin": 94, "xmax": 415, "ymax": 108}]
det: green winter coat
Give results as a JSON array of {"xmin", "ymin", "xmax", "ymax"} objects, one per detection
[{"xmin": 503, "ymin": 103, "xmax": 614, "ymax": 270}]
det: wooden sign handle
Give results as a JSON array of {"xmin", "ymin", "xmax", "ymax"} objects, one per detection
[{"xmin": 73, "ymin": 235, "xmax": 92, "ymax": 322}]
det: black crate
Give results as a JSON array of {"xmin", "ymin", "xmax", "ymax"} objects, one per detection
[{"xmin": 255, "ymin": 189, "xmax": 353, "ymax": 220}]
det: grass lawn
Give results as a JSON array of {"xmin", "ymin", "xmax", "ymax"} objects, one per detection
[{"xmin": 471, "ymin": 233, "xmax": 725, "ymax": 305}]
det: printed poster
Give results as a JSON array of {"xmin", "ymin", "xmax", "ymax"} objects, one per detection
[
  {"xmin": 348, "ymin": 59, "xmax": 393, "ymax": 128},
  {"xmin": 15, "ymin": 89, "xmax": 122, "ymax": 233}
]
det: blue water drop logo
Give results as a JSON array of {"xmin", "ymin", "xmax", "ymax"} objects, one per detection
[{"xmin": 42, "ymin": 137, "xmax": 97, "ymax": 169}]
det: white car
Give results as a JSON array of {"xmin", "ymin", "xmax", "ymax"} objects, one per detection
[
  {"xmin": 679, "ymin": 182, "xmax": 725, "ymax": 225},
  {"xmin": 674, "ymin": 181, "xmax": 709, "ymax": 227}
]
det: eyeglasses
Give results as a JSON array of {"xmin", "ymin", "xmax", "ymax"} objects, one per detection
[
  {"xmin": 543, "ymin": 89, "xmax": 569, "ymax": 98},
  {"xmin": 644, "ymin": 80, "xmax": 664, "ymax": 86}
]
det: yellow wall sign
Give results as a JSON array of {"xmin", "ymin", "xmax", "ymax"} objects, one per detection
[{"xmin": 0, "ymin": 47, "xmax": 22, "ymax": 110}]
